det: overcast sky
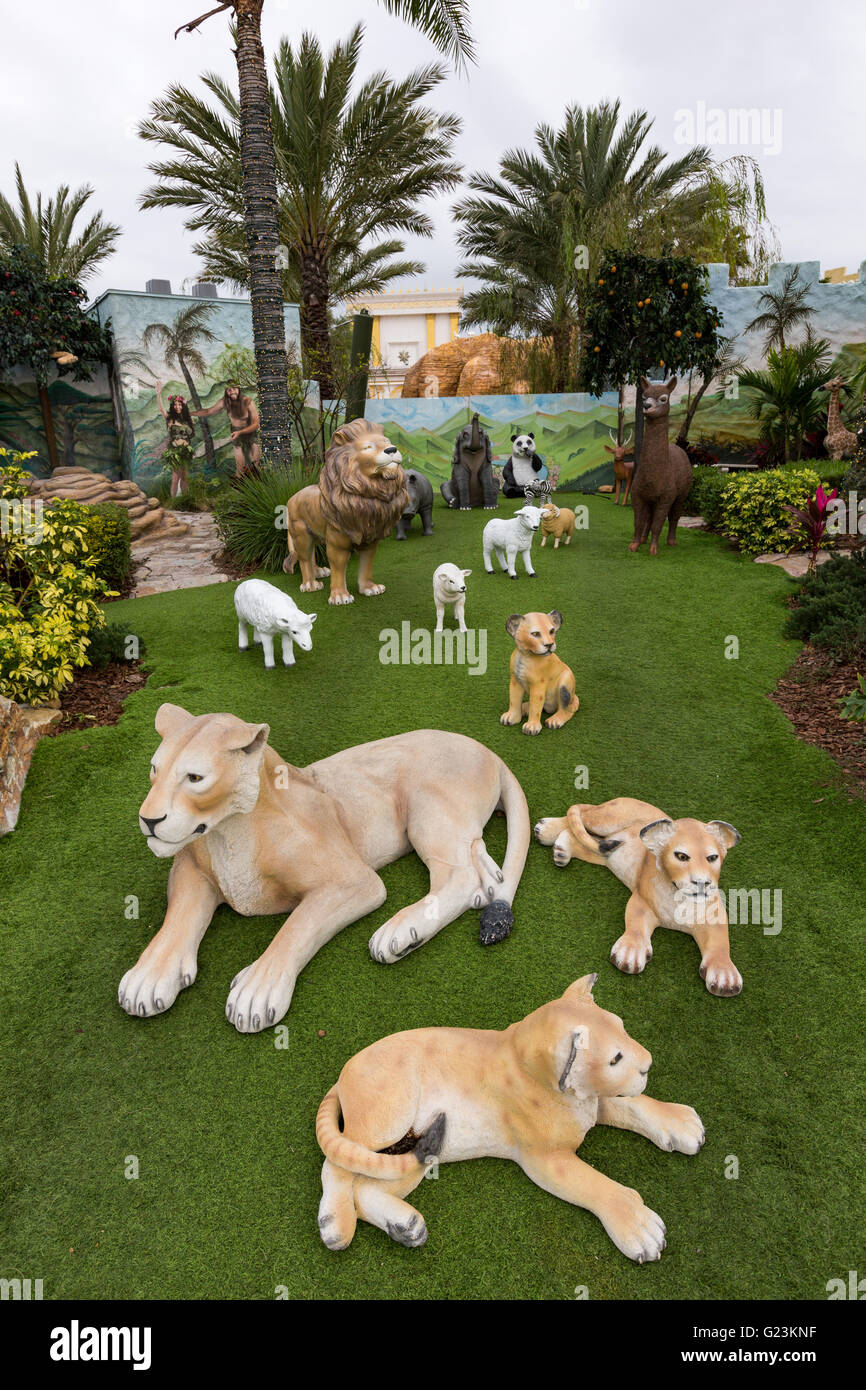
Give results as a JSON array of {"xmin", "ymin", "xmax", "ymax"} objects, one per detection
[{"xmin": 2, "ymin": 0, "xmax": 864, "ymax": 304}]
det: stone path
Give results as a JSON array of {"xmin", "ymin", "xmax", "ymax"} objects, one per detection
[
  {"xmin": 753, "ymin": 549, "xmax": 851, "ymax": 578},
  {"xmin": 132, "ymin": 512, "xmax": 232, "ymax": 597}
]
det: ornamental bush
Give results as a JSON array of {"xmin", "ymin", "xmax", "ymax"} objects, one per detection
[
  {"xmin": 719, "ymin": 467, "xmax": 822, "ymax": 556},
  {"xmin": 683, "ymin": 465, "xmax": 734, "ymax": 530},
  {"xmin": 0, "ymin": 451, "xmax": 116, "ymax": 705},
  {"xmin": 784, "ymin": 551, "xmax": 866, "ymax": 663},
  {"xmin": 73, "ymin": 501, "xmax": 131, "ymax": 588}
]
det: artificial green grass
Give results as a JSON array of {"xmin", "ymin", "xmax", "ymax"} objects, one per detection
[{"xmin": 1, "ymin": 497, "xmax": 864, "ymax": 1301}]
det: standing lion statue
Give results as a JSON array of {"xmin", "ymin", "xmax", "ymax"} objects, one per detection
[{"xmin": 283, "ymin": 418, "xmax": 409, "ymax": 605}]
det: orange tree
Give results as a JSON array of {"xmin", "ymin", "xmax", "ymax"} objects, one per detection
[{"xmin": 582, "ymin": 248, "xmax": 722, "ymax": 466}]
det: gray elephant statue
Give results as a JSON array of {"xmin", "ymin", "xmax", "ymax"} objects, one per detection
[
  {"xmin": 395, "ymin": 468, "xmax": 435, "ymax": 539},
  {"xmin": 441, "ymin": 412, "xmax": 499, "ymax": 510}
]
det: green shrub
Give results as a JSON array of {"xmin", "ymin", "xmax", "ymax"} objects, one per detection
[
  {"xmin": 158, "ymin": 474, "xmax": 229, "ymax": 513},
  {"xmin": 720, "ymin": 467, "xmax": 822, "ymax": 556},
  {"xmin": 783, "ymin": 551, "xmax": 866, "ymax": 662},
  {"xmin": 838, "ymin": 672, "xmax": 866, "ymax": 721},
  {"xmin": 213, "ymin": 464, "xmax": 312, "ymax": 573},
  {"xmin": 85, "ymin": 621, "xmax": 146, "ymax": 669},
  {"xmin": 683, "ymin": 465, "xmax": 734, "ymax": 529},
  {"xmin": 72, "ymin": 502, "xmax": 131, "ymax": 587},
  {"xmin": 0, "ymin": 454, "xmax": 115, "ymax": 705}
]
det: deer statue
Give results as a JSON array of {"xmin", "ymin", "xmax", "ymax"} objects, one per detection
[
  {"xmin": 629, "ymin": 376, "xmax": 692, "ymax": 556},
  {"xmin": 604, "ymin": 429, "xmax": 634, "ymax": 505},
  {"xmin": 822, "ymin": 377, "xmax": 857, "ymax": 460}
]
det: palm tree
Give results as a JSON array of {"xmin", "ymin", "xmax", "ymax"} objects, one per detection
[
  {"xmin": 744, "ymin": 266, "xmax": 815, "ymax": 354},
  {"xmin": 453, "ymin": 101, "xmax": 717, "ymax": 391},
  {"xmin": 142, "ymin": 26, "xmax": 461, "ymax": 400},
  {"xmin": 172, "ymin": 0, "xmax": 472, "ymax": 460},
  {"xmin": 0, "ymin": 164, "xmax": 120, "ymax": 281},
  {"xmin": 738, "ymin": 338, "xmax": 832, "ymax": 463},
  {"xmin": 140, "ymin": 302, "xmax": 220, "ymax": 467}
]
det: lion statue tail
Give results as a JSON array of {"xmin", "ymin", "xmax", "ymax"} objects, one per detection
[
  {"xmin": 316, "ymin": 1088, "xmax": 445, "ymax": 1181},
  {"xmin": 478, "ymin": 760, "xmax": 530, "ymax": 945}
]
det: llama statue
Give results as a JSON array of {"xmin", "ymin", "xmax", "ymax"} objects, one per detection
[
  {"xmin": 823, "ymin": 377, "xmax": 857, "ymax": 460},
  {"xmin": 629, "ymin": 377, "xmax": 691, "ymax": 555},
  {"xmin": 603, "ymin": 430, "xmax": 634, "ymax": 505}
]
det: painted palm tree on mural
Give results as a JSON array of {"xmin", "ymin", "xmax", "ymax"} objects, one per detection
[
  {"xmin": 744, "ymin": 265, "xmax": 816, "ymax": 355},
  {"xmin": 140, "ymin": 301, "xmax": 219, "ymax": 469},
  {"xmin": 141, "ymin": 26, "xmax": 461, "ymax": 401},
  {"xmin": 173, "ymin": 0, "xmax": 473, "ymax": 461},
  {"xmin": 0, "ymin": 164, "xmax": 120, "ymax": 281}
]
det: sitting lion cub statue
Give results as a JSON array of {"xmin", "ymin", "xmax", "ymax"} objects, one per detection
[
  {"xmin": 535, "ymin": 797, "xmax": 742, "ymax": 996},
  {"xmin": 316, "ymin": 974, "xmax": 704, "ymax": 1262},
  {"xmin": 119, "ymin": 706, "xmax": 529, "ymax": 1031}
]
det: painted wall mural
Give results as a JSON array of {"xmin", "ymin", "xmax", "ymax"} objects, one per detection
[
  {"xmin": 0, "ymin": 363, "xmax": 119, "ymax": 479},
  {"xmin": 365, "ymin": 391, "xmax": 621, "ymax": 491},
  {"xmin": 90, "ymin": 289, "xmax": 301, "ymax": 487}
]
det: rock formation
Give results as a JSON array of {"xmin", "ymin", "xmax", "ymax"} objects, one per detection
[{"xmin": 26, "ymin": 467, "xmax": 189, "ymax": 540}]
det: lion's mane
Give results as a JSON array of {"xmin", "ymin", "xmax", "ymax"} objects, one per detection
[{"xmin": 318, "ymin": 418, "xmax": 409, "ymax": 549}]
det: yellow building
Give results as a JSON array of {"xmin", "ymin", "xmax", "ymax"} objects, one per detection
[{"xmin": 343, "ymin": 285, "xmax": 463, "ymax": 398}]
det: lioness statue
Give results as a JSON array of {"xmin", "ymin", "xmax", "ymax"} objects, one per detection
[
  {"xmin": 315, "ymin": 973, "xmax": 704, "ymax": 1261},
  {"xmin": 282, "ymin": 417, "xmax": 409, "ymax": 605},
  {"xmin": 534, "ymin": 797, "xmax": 742, "ymax": 996},
  {"xmin": 119, "ymin": 705, "xmax": 529, "ymax": 1032}
]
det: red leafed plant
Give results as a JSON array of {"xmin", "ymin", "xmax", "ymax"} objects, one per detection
[{"xmin": 785, "ymin": 484, "xmax": 837, "ymax": 573}]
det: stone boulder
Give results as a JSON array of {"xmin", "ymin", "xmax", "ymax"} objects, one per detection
[{"xmin": 26, "ymin": 467, "xmax": 189, "ymax": 541}]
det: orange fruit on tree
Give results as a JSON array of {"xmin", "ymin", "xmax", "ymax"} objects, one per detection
[{"xmin": 674, "ymin": 329, "xmax": 682, "ymax": 337}]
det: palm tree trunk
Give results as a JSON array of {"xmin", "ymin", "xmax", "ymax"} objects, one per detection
[
  {"xmin": 234, "ymin": 0, "xmax": 291, "ymax": 464},
  {"xmin": 551, "ymin": 323, "xmax": 571, "ymax": 395},
  {"xmin": 37, "ymin": 383, "xmax": 60, "ymax": 472},
  {"xmin": 300, "ymin": 247, "xmax": 334, "ymax": 403},
  {"xmin": 177, "ymin": 353, "xmax": 216, "ymax": 468}
]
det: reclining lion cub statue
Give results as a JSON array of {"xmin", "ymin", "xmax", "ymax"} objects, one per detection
[
  {"xmin": 315, "ymin": 973, "xmax": 705, "ymax": 1262},
  {"xmin": 534, "ymin": 797, "xmax": 742, "ymax": 996},
  {"xmin": 119, "ymin": 705, "xmax": 529, "ymax": 1032}
]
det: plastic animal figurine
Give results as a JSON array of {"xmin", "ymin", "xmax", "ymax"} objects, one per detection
[
  {"xmin": 315, "ymin": 973, "xmax": 704, "ymax": 1262},
  {"xmin": 534, "ymin": 797, "xmax": 743, "ymax": 996},
  {"xmin": 234, "ymin": 579, "xmax": 316, "ymax": 670},
  {"xmin": 441, "ymin": 413, "xmax": 498, "ymax": 509},
  {"xmin": 822, "ymin": 377, "xmax": 857, "ymax": 459},
  {"xmin": 540, "ymin": 503, "xmax": 576, "ymax": 548},
  {"xmin": 283, "ymin": 418, "xmax": 408, "ymax": 605},
  {"xmin": 482, "ymin": 505, "xmax": 542, "ymax": 578},
  {"xmin": 603, "ymin": 430, "xmax": 634, "ymax": 505},
  {"xmin": 433, "ymin": 563, "xmax": 472, "ymax": 632},
  {"xmin": 501, "ymin": 610, "xmax": 579, "ymax": 734},
  {"xmin": 501, "ymin": 432, "xmax": 551, "ymax": 500},
  {"xmin": 629, "ymin": 378, "xmax": 691, "ymax": 554},
  {"xmin": 395, "ymin": 469, "xmax": 434, "ymax": 539},
  {"xmin": 119, "ymin": 708, "xmax": 530, "ymax": 1031}
]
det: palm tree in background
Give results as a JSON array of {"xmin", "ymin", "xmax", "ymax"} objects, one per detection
[
  {"xmin": 140, "ymin": 301, "xmax": 220, "ymax": 468},
  {"xmin": 454, "ymin": 101, "xmax": 717, "ymax": 391},
  {"xmin": 141, "ymin": 25, "xmax": 461, "ymax": 400},
  {"xmin": 0, "ymin": 163, "xmax": 120, "ymax": 281},
  {"xmin": 744, "ymin": 266, "xmax": 816, "ymax": 354},
  {"xmin": 738, "ymin": 337, "xmax": 832, "ymax": 463},
  {"xmin": 172, "ymin": 0, "xmax": 473, "ymax": 460}
]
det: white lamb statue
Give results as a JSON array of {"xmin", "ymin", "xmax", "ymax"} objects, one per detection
[
  {"xmin": 432, "ymin": 562, "xmax": 472, "ymax": 632},
  {"xmin": 234, "ymin": 578, "xmax": 317, "ymax": 670},
  {"xmin": 482, "ymin": 505, "xmax": 543, "ymax": 579}
]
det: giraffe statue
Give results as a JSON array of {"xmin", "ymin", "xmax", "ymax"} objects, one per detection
[{"xmin": 823, "ymin": 377, "xmax": 857, "ymax": 459}]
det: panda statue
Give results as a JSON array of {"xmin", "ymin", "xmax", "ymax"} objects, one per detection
[{"xmin": 501, "ymin": 433, "xmax": 552, "ymax": 500}]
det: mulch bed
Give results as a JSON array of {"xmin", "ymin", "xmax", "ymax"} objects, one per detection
[
  {"xmin": 44, "ymin": 661, "xmax": 147, "ymax": 737},
  {"xmin": 770, "ymin": 645, "xmax": 866, "ymax": 795}
]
